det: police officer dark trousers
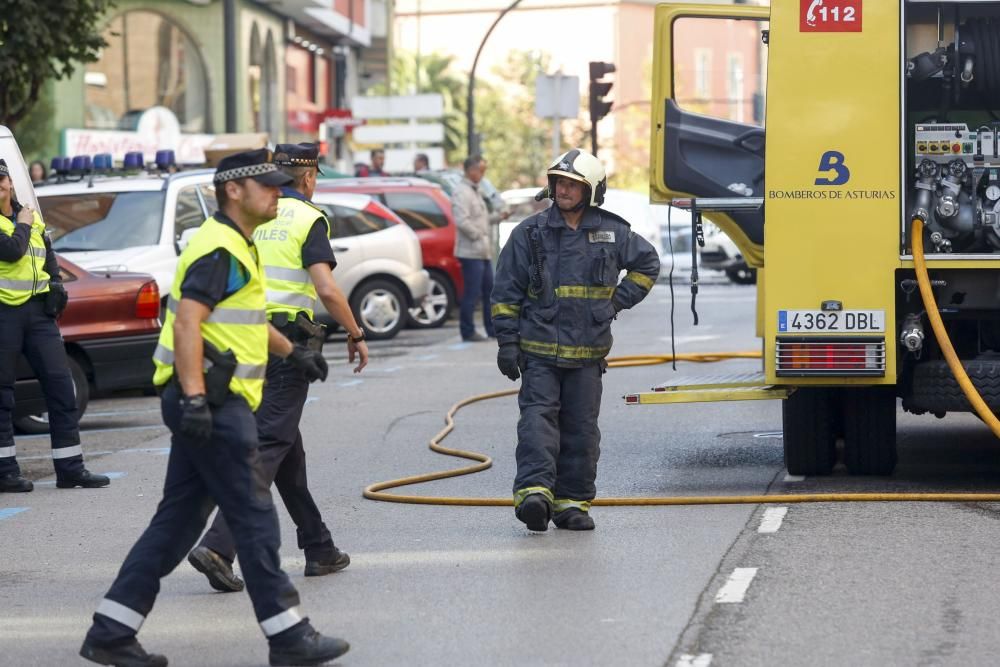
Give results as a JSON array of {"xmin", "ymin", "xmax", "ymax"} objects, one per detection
[
  {"xmin": 81, "ymin": 150, "xmax": 349, "ymax": 667},
  {"xmin": 0, "ymin": 158, "xmax": 108, "ymax": 493},
  {"xmin": 189, "ymin": 143, "xmax": 369, "ymax": 593},
  {"xmin": 491, "ymin": 149, "xmax": 660, "ymax": 532}
]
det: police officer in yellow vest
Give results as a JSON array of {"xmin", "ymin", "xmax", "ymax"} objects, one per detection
[
  {"xmin": 81, "ymin": 150, "xmax": 350, "ymax": 667},
  {"xmin": 188, "ymin": 143, "xmax": 369, "ymax": 593},
  {"xmin": 0, "ymin": 158, "xmax": 108, "ymax": 493}
]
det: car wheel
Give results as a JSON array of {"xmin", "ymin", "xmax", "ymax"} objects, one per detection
[
  {"xmin": 13, "ymin": 356, "xmax": 90, "ymax": 435},
  {"xmin": 351, "ymin": 279, "xmax": 406, "ymax": 340},
  {"xmin": 726, "ymin": 265, "xmax": 757, "ymax": 285},
  {"xmin": 408, "ymin": 272, "xmax": 454, "ymax": 329}
]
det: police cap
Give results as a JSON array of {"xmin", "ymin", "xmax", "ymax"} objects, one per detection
[
  {"xmin": 273, "ymin": 143, "xmax": 325, "ymax": 174},
  {"xmin": 0, "ymin": 159, "xmax": 8, "ymax": 177},
  {"xmin": 213, "ymin": 148, "xmax": 292, "ymax": 186}
]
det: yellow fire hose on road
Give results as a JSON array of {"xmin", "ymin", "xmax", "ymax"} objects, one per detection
[{"xmin": 364, "ymin": 229, "xmax": 1000, "ymax": 507}]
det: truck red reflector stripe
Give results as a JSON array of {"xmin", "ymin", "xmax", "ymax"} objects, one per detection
[
  {"xmin": 135, "ymin": 281, "xmax": 160, "ymax": 319},
  {"xmin": 775, "ymin": 337, "xmax": 885, "ymax": 377}
]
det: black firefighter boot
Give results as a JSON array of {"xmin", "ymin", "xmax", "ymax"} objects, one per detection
[
  {"xmin": 187, "ymin": 546, "xmax": 245, "ymax": 592},
  {"xmin": 268, "ymin": 623, "xmax": 350, "ymax": 666},
  {"xmin": 553, "ymin": 508, "xmax": 595, "ymax": 531},
  {"xmin": 515, "ymin": 493, "xmax": 552, "ymax": 532},
  {"xmin": 79, "ymin": 638, "xmax": 168, "ymax": 667},
  {"xmin": 304, "ymin": 547, "xmax": 351, "ymax": 577}
]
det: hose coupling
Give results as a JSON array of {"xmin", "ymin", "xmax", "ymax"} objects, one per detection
[{"xmin": 900, "ymin": 313, "xmax": 925, "ymax": 352}]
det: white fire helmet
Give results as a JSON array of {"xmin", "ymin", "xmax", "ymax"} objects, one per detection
[{"xmin": 546, "ymin": 149, "xmax": 607, "ymax": 207}]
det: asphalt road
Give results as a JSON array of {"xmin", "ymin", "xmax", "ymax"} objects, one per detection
[{"xmin": 5, "ymin": 272, "xmax": 1000, "ymax": 666}]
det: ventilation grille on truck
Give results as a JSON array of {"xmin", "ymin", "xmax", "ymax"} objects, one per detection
[{"xmin": 775, "ymin": 337, "xmax": 886, "ymax": 377}]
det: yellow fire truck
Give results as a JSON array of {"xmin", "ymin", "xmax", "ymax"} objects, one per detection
[{"xmin": 633, "ymin": 1, "xmax": 1000, "ymax": 476}]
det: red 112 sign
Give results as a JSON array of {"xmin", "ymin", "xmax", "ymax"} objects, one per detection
[{"xmin": 800, "ymin": 0, "xmax": 862, "ymax": 33}]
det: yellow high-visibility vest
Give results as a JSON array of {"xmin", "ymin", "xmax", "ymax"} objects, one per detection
[
  {"xmin": 253, "ymin": 196, "xmax": 331, "ymax": 321},
  {"xmin": 0, "ymin": 209, "xmax": 50, "ymax": 306},
  {"xmin": 152, "ymin": 217, "xmax": 269, "ymax": 410}
]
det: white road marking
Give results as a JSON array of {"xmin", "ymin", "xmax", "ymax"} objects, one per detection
[
  {"xmin": 337, "ymin": 379, "xmax": 363, "ymax": 388},
  {"xmin": 753, "ymin": 431, "xmax": 783, "ymax": 439},
  {"xmin": 657, "ymin": 334, "xmax": 721, "ymax": 343},
  {"xmin": 757, "ymin": 507, "xmax": 788, "ymax": 534},
  {"xmin": 715, "ymin": 567, "xmax": 758, "ymax": 604},
  {"xmin": 19, "ymin": 424, "xmax": 165, "ymax": 441},
  {"xmin": 783, "ymin": 473, "xmax": 805, "ymax": 482},
  {"xmin": 676, "ymin": 654, "xmax": 713, "ymax": 667}
]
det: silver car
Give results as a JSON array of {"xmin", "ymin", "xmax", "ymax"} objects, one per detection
[{"xmin": 310, "ymin": 192, "xmax": 430, "ymax": 340}]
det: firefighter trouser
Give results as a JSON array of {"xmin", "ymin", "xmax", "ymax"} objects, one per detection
[
  {"xmin": 513, "ymin": 357, "xmax": 604, "ymax": 503},
  {"xmin": 199, "ymin": 354, "xmax": 335, "ymax": 563},
  {"xmin": 86, "ymin": 384, "xmax": 305, "ymax": 644},
  {"xmin": 0, "ymin": 297, "xmax": 84, "ymax": 479}
]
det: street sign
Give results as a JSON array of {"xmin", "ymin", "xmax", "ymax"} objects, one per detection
[
  {"xmin": 352, "ymin": 94, "xmax": 445, "ymax": 120},
  {"xmin": 353, "ymin": 123, "xmax": 445, "ymax": 144},
  {"xmin": 535, "ymin": 74, "xmax": 580, "ymax": 119}
]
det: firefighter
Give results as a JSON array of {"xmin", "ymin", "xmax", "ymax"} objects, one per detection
[
  {"xmin": 0, "ymin": 158, "xmax": 108, "ymax": 492},
  {"xmin": 491, "ymin": 149, "xmax": 660, "ymax": 531},
  {"xmin": 188, "ymin": 142, "xmax": 369, "ymax": 593},
  {"xmin": 80, "ymin": 150, "xmax": 349, "ymax": 667}
]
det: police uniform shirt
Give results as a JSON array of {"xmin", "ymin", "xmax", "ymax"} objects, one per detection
[
  {"xmin": 0, "ymin": 200, "xmax": 61, "ymax": 284},
  {"xmin": 279, "ymin": 187, "xmax": 336, "ymax": 270}
]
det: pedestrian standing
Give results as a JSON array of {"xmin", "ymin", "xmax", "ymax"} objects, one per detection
[
  {"xmin": 0, "ymin": 159, "xmax": 108, "ymax": 493},
  {"xmin": 187, "ymin": 142, "xmax": 369, "ymax": 593},
  {"xmin": 491, "ymin": 149, "xmax": 661, "ymax": 531},
  {"xmin": 452, "ymin": 154, "xmax": 501, "ymax": 342},
  {"xmin": 80, "ymin": 149, "xmax": 349, "ymax": 667}
]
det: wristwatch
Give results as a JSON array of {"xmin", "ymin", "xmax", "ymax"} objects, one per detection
[{"xmin": 348, "ymin": 330, "xmax": 366, "ymax": 344}]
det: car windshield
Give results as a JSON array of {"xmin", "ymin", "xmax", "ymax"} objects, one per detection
[{"xmin": 39, "ymin": 191, "xmax": 165, "ymax": 251}]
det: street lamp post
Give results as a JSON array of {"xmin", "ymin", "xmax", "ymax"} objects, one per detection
[{"xmin": 466, "ymin": 0, "xmax": 523, "ymax": 157}]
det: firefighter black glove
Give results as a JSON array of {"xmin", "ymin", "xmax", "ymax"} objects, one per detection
[
  {"xmin": 288, "ymin": 344, "xmax": 329, "ymax": 382},
  {"xmin": 497, "ymin": 343, "xmax": 523, "ymax": 382},
  {"xmin": 44, "ymin": 283, "xmax": 68, "ymax": 318},
  {"xmin": 179, "ymin": 394, "xmax": 212, "ymax": 444}
]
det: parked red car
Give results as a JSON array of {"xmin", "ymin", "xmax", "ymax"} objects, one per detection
[
  {"xmin": 315, "ymin": 177, "xmax": 461, "ymax": 328},
  {"xmin": 13, "ymin": 256, "xmax": 161, "ymax": 433}
]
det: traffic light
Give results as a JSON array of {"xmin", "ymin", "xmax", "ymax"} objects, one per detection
[{"xmin": 588, "ymin": 61, "xmax": 616, "ymax": 124}]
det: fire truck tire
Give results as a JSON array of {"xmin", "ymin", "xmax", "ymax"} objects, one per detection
[
  {"xmin": 842, "ymin": 386, "xmax": 897, "ymax": 476},
  {"xmin": 782, "ymin": 388, "xmax": 837, "ymax": 476},
  {"xmin": 909, "ymin": 359, "xmax": 1000, "ymax": 412}
]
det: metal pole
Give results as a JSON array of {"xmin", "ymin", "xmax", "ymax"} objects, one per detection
[
  {"xmin": 224, "ymin": 0, "xmax": 238, "ymax": 132},
  {"xmin": 467, "ymin": 0, "xmax": 524, "ymax": 156}
]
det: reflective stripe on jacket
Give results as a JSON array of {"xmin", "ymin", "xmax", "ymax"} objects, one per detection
[
  {"xmin": 253, "ymin": 196, "xmax": 330, "ymax": 321},
  {"xmin": 0, "ymin": 210, "xmax": 50, "ymax": 305},
  {"xmin": 152, "ymin": 217, "xmax": 269, "ymax": 410},
  {"xmin": 491, "ymin": 205, "xmax": 660, "ymax": 366}
]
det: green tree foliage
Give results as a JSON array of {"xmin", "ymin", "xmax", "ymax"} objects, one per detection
[
  {"xmin": 0, "ymin": 0, "xmax": 114, "ymax": 130},
  {"xmin": 476, "ymin": 50, "xmax": 554, "ymax": 190}
]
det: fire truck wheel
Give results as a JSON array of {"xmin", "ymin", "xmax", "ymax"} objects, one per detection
[
  {"xmin": 782, "ymin": 387, "xmax": 837, "ymax": 476},
  {"xmin": 842, "ymin": 386, "xmax": 897, "ymax": 476}
]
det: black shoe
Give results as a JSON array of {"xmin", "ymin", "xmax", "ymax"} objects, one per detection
[
  {"xmin": 56, "ymin": 469, "xmax": 110, "ymax": 489},
  {"xmin": 304, "ymin": 548, "xmax": 351, "ymax": 577},
  {"xmin": 187, "ymin": 546, "xmax": 245, "ymax": 592},
  {"xmin": 79, "ymin": 638, "xmax": 168, "ymax": 667},
  {"xmin": 516, "ymin": 493, "xmax": 551, "ymax": 532},
  {"xmin": 0, "ymin": 473, "xmax": 33, "ymax": 493},
  {"xmin": 462, "ymin": 333, "xmax": 489, "ymax": 342},
  {"xmin": 553, "ymin": 508, "xmax": 595, "ymax": 531},
  {"xmin": 269, "ymin": 628, "xmax": 350, "ymax": 666}
]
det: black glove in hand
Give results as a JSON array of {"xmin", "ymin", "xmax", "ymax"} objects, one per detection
[
  {"xmin": 288, "ymin": 344, "xmax": 329, "ymax": 382},
  {"xmin": 44, "ymin": 283, "xmax": 68, "ymax": 318},
  {"xmin": 497, "ymin": 343, "xmax": 523, "ymax": 381},
  {"xmin": 179, "ymin": 394, "xmax": 212, "ymax": 444}
]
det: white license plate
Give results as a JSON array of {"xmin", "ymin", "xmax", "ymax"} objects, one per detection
[{"xmin": 778, "ymin": 310, "xmax": 885, "ymax": 333}]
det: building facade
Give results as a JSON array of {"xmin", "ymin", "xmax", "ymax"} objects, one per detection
[{"xmin": 41, "ymin": 0, "xmax": 387, "ymax": 169}]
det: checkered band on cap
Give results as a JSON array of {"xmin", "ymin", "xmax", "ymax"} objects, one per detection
[
  {"xmin": 0, "ymin": 161, "xmax": 8, "ymax": 176},
  {"xmin": 273, "ymin": 153, "xmax": 318, "ymax": 168},
  {"xmin": 214, "ymin": 162, "xmax": 279, "ymax": 183}
]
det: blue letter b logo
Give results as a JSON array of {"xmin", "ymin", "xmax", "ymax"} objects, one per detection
[{"xmin": 815, "ymin": 151, "xmax": 850, "ymax": 186}]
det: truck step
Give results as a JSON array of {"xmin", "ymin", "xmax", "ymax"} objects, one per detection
[{"xmin": 625, "ymin": 371, "xmax": 792, "ymax": 405}]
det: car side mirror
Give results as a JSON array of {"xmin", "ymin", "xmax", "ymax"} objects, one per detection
[{"xmin": 176, "ymin": 227, "xmax": 198, "ymax": 253}]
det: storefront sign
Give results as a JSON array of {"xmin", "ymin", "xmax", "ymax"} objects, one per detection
[{"xmin": 62, "ymin": 107, "xmax": 214, "ymax": 164}]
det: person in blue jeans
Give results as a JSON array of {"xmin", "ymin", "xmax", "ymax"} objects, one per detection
[{"xmin": 451, "ymin": 154, "xmax": 507, "ymax": 341}]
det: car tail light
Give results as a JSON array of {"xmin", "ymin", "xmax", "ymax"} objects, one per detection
[
  {"xmin": 775, "ymin": 337, "xmax": 886, "ymax": 377},
  {"xmin": 364, "ymin": 200, "xmax": 402, "ymax": 224},
  {"xmin": 135, "ymin": 281, "xmax": 160, "ymax": 319}
]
